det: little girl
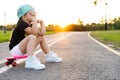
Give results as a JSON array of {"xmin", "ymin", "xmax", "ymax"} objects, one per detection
[{"xmin": 9, "ymin": 4, "xmax": 62, "ymax": 70}]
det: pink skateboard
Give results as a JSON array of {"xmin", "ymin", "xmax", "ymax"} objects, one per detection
[{"xmin": 5, "ymin": 55, "xmax": 27, "ymax": 67}]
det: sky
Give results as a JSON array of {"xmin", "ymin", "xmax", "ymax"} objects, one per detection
[{"xmin": 0, "ymin": 0, "xmax": 119, "ymax": 26}]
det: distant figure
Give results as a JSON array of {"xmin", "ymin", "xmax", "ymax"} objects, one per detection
[{"xmin": 9, "ymin": 4, "xmax": 62, "ymax": 70}]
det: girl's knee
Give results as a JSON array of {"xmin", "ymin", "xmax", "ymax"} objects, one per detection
[
  {"xmin": 37, "ymin": 35, "xmax": 45, "ymax": 42},
  {"xmin": 38, "ymin": 35, "xmax": 44, "ymax": 39},
  {"xmin": 28, "ymin": 35, "xmax": 37, "ymax": 40}
]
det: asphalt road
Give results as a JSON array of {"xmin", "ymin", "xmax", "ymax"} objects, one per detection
[{"xmin": 0, "ymin": 32, "xmax": 120, "ymax": 80}]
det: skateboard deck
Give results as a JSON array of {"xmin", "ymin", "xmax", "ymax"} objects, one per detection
[{"xmin": 5, "ymin": 55, "xmax": 27, "ymax": 67}]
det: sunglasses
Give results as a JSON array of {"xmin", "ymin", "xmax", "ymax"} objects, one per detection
[{"xmin": 27, "ymin": 11, "xmax": 37, "ymax": 16}]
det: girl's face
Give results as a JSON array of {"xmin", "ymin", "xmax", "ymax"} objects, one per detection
[{"xmin": 23, "ymin": 10, "xmax": 36, "ymax": 23}]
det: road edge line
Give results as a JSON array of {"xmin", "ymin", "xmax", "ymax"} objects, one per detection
[{"xmin": 88, "ymin": 32, "xmax": 120, "ymax": 56}]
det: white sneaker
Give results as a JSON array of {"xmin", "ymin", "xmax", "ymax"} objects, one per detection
[
  {"xmin": 45, "ymin": 51, "xmax": 62, "ymax": 62},
  {"xmin": 25, "ymin": 56, "xmax": 45, "ymax": 70}
]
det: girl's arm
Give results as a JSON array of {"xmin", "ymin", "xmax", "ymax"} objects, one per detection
[
  {"xmin": 24, "ymin": 19, "xmax": 39, "ymax": 35},
  {"xmin": 38, "ymin": 20, "xmax": 46, "ymax": 36}
]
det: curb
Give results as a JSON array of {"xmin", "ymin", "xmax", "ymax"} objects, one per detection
[{"xmin": 88, "ymin": 32, "xmax": 120, "ymax": 56}]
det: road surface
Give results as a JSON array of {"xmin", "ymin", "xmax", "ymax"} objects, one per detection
[{"xmin": 0, "ymin": 32, "xmax": 120, "ymax": 80}]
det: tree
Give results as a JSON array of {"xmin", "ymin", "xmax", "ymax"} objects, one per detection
[
  {"xmin": 112, "ymin": 17, "xmax": 120, "ymax": 29},
  {"xmin": 93, "ymin": 0, "xmax": 99, "ymax": 5},
  {"xmin": 77, "ymin": 18, "xmax": 83, "ymax": 25},
  {"xmin": 46, "ymin": 24, "xmax": 62, "ymax": 31}
]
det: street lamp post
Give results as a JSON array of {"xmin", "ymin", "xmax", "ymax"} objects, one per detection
[
  {"xmin": 94, "ymin": 0, "xmax": 109, "ymax": 30},
  {"xmin": 4, "ymin": 13, "xmax": 6, "ymax": 33},
  {"xmin": 105, "ymin": 2, "xmax": 108, "ymax": 30}
]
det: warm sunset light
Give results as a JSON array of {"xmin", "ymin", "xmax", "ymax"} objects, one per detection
[{"xmin": 0, "ymin": 0, "xmax": 119, "ymax": 26}]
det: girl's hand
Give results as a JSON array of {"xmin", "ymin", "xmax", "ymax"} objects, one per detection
[
  {"xmin": 32, "ymin": 18, "xmax": 38, "ymax": 23},
  {"xmin": 31, "ymin": 18, "xmax": 38, "ymax": 25},
  {"xmin": 37, "ymin": 19, "xmax": 44, "ymax": 24}
]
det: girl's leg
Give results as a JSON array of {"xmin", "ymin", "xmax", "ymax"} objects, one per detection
[
  {"xmin": 36, "ymin": 35, "xmax": 49, "ymax": 54},
  {"xmin": 19, "ymin": 35, "xmax": 37, "ymax": 56},
  {"xmin": 19, "ymin": 35, "xmax": 45, "ymax": 70},
  {"xmin": 36, "ymin": 35, "xmax": 62, "ymax": 62}
]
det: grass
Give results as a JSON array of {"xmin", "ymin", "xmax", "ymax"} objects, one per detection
[
  {"xmin": 0, "ymin": 30, "xmax": 60, "ymax": 43},
  {"xmin": 90, "ymin": 30, "xmax": 120, "ymax": 49},
  {"xmin": 46, "ymin": 31, "xmax": 60, "ymax": 35},
  {"xmin": 0, "ymin": 31, "xmax": 11, "ymax": 43}
]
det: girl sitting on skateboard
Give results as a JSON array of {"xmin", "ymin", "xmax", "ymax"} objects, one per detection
[{"xmin": 9, "ymin": 4, "xmax": 62, "ymax": 70}]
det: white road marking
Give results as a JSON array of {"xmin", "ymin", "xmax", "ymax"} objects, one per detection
[
  {"xmin": 0, "ymin": 59, "xmax": 6, "ymax": 65},
  {"xmin": 88, "ymin": 32, "xmax": 120, "ymax": 56},
  {"xmin": 0, "ymin": 33, "xmax": 73, "ymax": 74}
]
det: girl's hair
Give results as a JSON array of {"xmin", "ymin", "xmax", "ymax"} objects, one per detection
[
  {"xmin": 17, "ymin": 17, "xmax": 23, "ymax": 25},
  {"xmin": 16, "ymin": 16, "xmax": 32, "ymax": 27}
]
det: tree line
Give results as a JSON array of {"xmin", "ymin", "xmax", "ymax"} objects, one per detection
[{"xmin": 0, "ymin": 17, "xmax": 120, "ymax": 32}]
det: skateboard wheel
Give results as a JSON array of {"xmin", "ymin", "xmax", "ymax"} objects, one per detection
[
  {"xmin": 5, "ymin": 61, "xmax": 10, "ymax": 66},
  {"xmin": 12, "ymin": 62, "xmax": 17, "ymax": 67}
]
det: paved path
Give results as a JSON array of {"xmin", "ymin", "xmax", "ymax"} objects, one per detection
[{"xmin": 0, "ymin": 32, "xmax": 120, "ymax": 80}]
